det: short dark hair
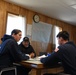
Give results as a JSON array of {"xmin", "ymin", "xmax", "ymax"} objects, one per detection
[
  {"xmin": 11, "ymin": 29, "xmax": 21, "ymax": 35},
  {"xmin": 56, "ymin": 31, "xmax": 69, "ymax": 41}
]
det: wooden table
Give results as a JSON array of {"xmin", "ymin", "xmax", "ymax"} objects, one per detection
[{"xmin": 19, "ymin": 58, "xmax": 63, "ymax": 75}]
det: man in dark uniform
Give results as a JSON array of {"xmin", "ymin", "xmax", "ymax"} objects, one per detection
[
  {"xmin": 40, "ymin": 31, "xmax": 76, "ymax": 75},
  {"xmin": 0, "ymin": 29, "xmax": 30, "ymax": 75},
  {"xmin": 18, "ymin": 37, "xmax": 36, "ymax": 75},
  {"xmin": 19, "ymin": 37, "xmax": 36, "ymax": 58}
]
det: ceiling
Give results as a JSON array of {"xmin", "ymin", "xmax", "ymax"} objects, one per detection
[{"xmin": 4, "ymin": 0, "xmax": 76, "ymax": 26}]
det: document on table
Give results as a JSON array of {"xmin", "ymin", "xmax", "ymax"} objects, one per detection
[{"xmin": 28, "ymin": 55, "xmax": 47, "ymax": 61}]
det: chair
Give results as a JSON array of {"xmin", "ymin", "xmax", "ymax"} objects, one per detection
[{"xmin": 0, "ymin": 66, "xmax": 17, "ymax": 75}]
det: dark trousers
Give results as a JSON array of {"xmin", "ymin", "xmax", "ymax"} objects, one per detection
[{"xmin": 16, "ymin": 65, "xmax": 31, "ymax": 75}]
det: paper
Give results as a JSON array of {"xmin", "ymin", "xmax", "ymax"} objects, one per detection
[
  {"xmin": 29, "ymin": 57, "xmax": 40, "ymax": 61},
  {"xmin": 25, "ymin": 54, "xmax": 30, "ymax": 57},
  {"xmin": 38, "ymin": 55, "xmax": 47, "ymax": 59},
  {"xmin": 27, "ymin": 24, "xmax": 32, "ymax": 36}
]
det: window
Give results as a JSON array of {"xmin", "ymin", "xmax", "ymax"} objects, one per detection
[
  {"xmin": 6, "ymin": 13, "xmax": 26, "ymax": 44},
  {"xmin": 53, "ymin": 26, "xmax": 62, "ymax": 48}
]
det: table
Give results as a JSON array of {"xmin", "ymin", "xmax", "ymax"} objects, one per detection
[{"xmin": 19, "ymin": 58, "xmax": 63, "ymax": 75}]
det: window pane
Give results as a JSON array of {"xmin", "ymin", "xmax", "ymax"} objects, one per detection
[
  {"xmin": 53, "ymin": 26, "xmax": 62, "ymax": 48},
  {"xmin": 6, "ymin": 13, "xmax": 26, "ymax": 44}
]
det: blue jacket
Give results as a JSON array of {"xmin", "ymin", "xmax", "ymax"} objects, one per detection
[
  {"xmin": 40, "ymin": 41, "xmax": 76, "ymax": 75},
  {"xmin": 0, "ymin": 34, "xmax": 29, "ymax": 68}
]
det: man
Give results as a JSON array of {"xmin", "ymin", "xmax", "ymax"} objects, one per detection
[
  {"xmin": 0, "ymin": 29, "xmax": 30, "ymax": 75},
  {"xmin": 40, "ymin": 31, "xmax": 76, "ymax": 75},
  {"xmin": 18, "ymin": 37, "xmax": 36, "ymax": 75},
  {"xmin": 19, "ymin": 37, "xmax": 36, "ymax": 58}
]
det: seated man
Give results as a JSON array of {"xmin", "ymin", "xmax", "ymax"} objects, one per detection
[
  {"xmin": 19, "ymin": 37, "xmax": 36, "ymax": 58},
  {"xmin": 19, "ymin": 37, "xmax": 36, "ymax": 74},
  {"xmin": 0, "ymin": 29, "xmax": 30, "ymax": 75},
  {"xmin": 40, "ymin": 31, "xmax": 76, "ymax": 75}
]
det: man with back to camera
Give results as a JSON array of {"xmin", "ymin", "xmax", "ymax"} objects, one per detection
[{"xmin": 40, "ymin": 31, "xmax": 76, "ymax": 75}]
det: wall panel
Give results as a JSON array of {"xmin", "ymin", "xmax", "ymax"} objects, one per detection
[
  {"xmin": 0, "ymin": 0, "xmax": 76, "ymax": 54},
  {"xmin": 27, "ymin": 10, "xmax": 35, "ymax": 24}
]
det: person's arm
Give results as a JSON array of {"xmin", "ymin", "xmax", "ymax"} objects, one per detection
[
  {"xmin": 8, "ymin": 40, "xmax": 29, "ymax": 62},
  {"xmin": 40, "ymin": 51, "xmax": 60, "ymax": 67},
  {"xmin": 29, "ymin": 45, "xmax": 36, "ymax": 58}
]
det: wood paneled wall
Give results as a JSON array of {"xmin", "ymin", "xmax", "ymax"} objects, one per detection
[{"xmin": 0, "ymin": 0, "xmax": 76, "ymax": 55}]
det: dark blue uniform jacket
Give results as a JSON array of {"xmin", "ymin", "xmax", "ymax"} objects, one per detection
[
  {"xmin": 0, "ymin": 34, "xmax": 29, "ymax": 68},
  {"xmin": 40, "ymin": 41, "xmax": 76, "ymax": 75}
]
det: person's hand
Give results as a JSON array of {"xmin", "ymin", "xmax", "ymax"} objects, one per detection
[
  {"xmin": 54, "ymin": 48, "xmax": 59, "ymax": 52},
  {"xmin": 29, "ymin": 52, "xmax": 35, "ymax": 58}
]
